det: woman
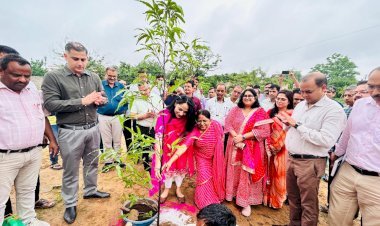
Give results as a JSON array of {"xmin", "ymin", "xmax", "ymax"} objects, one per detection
[
  {"xmin": 224, "ymin": 88, "xmax": 270, "ymax": 217},
  {"xmin": 150, "ymin": 95, "xmax": 196, "ymax": 203},
  {"xmin": 264, "ymin": 90, "xmax": 294, "ymax": 209},
  {"xmin": 162, "ymin": 110, "xmax": 226, "ymax": 209}
]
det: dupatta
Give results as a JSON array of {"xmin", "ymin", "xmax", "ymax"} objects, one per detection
[{"xmin": 211, "ymin": 121, "xmax": 226, "ymax": 201}]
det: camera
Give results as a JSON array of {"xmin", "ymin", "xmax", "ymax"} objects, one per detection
[{"xmin": 281, "ymin": 71, "xmax": 290, "ymax": 75}]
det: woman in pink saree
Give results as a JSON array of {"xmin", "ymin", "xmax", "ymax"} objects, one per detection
[
  {"xmin": 162, "ymin": 110, "xmax": 226, "ymax": 209},
  {"xmin": 150, "ymin": 95, "xmax": 196, "ymax": 203},
  {"xmin": 224, "ymin": 88, "xmax": 270, "ymax": 217}
]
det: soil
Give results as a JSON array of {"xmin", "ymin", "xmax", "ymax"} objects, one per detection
[{"xmin": 8, "ymin": 148, "xmax": 359, "ymax": 226}]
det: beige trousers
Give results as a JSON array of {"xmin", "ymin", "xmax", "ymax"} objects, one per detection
[
  {"xmin": 98, "ymin": 114, "xmax": 123, "ymax": 150},
  {"xmin": 329, "ymin": 162, "xmax": 380, "ymax": 226}
]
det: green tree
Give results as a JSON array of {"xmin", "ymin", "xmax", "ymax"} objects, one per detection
[{"xmin": 30, "ymin": 58, "xmax": 48, "ymax": 76}]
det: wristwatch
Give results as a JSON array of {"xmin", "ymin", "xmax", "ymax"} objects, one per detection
[{"xmin": 293, "ymin": 122, "xmax": 302, "ymax": 129}]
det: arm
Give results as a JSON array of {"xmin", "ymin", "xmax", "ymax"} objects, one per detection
[
  {"xmin": 224, "ymin": 107, "xmax": 237, "ymax": 136},
  {"xmin": 290, "ymin": 72, "xmax": 300, "ymax": 88},
  {"xmin": 44, "ymin": 118, "xmax": 59, "ymax": 156}
]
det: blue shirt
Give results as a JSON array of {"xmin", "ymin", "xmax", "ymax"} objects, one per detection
[{"xmin": 97, "ymin": 80, "xmax": 127, "ymax": 115}]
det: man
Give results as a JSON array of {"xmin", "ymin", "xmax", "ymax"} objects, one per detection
[
  {"xmin": 207, "ymin": 87, "xmax": 216, "ymax": 99},
  {"xmin": 0, "ymin": 54, "xmax": 58, "ymax": 226},
  {"xmin": 329, "ymin": 67, "xmax": 380, "ymax": 226},
  {"xmin": 205, "ymin": 83, "xmax": 234, "ymax": 127},
  {"xmin": 196, "ymin": 204, "xmax": 236, "ymax": 226},
  {"xmin": 42, "ymin": 42, "xmax": 110, "ymax": 224},
  {"xmin": 129, "ymin": 70, "xmax": 149, "ymax": 93},
  {"xmin": 326, "ymin": 85, "xmax": 343, "ymax": 107},
  {"xmin": 184, "ymin": 80, "xmax": 202, "ymax": 112},
  {"xmin": 229, "ymin": 85, "xmax": 243, "ymax": 104},
  {"xmin": 150, "ymin": 74, "xmax": 165, "ymax": 98},
  {"xmin": 97, "ymin": 66, "xmax": 127, "ymax": 167},
  {"xmin": 292, "ymin": 88, "xmax": 304, "ymax": 107},
  {"xmin": 261, "ymin": 84, "xmax": 280, "ymax": 111},
  {"xmin": 130, "ymin": 83, "xmax": 163, "ymax": 170},
  {"xmin": 342, "ymin": 85, "xmax": 356, "ymax": 117},
  {"xmin": 354, "ymin": 80, "xmax": 370, "ymax": 101},
  {"xmin": 278, "ymin": 72, "xmax": 346, "ymax": 226}
]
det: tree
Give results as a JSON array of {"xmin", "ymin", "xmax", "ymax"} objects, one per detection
[{"xmin": 30, "ymin": 58, "xmax": 48, "ymax": 76}]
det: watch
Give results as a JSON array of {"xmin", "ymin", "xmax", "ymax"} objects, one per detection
[{"xmin": 294, "ymin": 122, "xmax": 302, "ymax": 129}]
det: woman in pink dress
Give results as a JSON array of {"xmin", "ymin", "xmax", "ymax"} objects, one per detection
[
  {"xmin": 162, "ymin": 110, "xmax": 226, "ymax": 209},
  {"xmin": 224, "ymin": 88, "xmax": 270, "ymax": 217},
  {"xmin": 150, "ymin": 95, "xmax": 197, "ymax": 203}
]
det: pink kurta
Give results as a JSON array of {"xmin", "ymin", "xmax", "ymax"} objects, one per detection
[{"xmin": 224, "ymin": 106, "xmax": 270, "ymax": 207}]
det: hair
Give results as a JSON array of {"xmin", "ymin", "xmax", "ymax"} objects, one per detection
[
  {"xmin": 198, "ymin": 109, "xmax": 211, "ymax": 119},
  {"xmin": 292, "ymin": 88, "xmax": 301, "ymax": 94},
  {"xmin": 0, "ymin": 45, "xmax": 19, "ymax": 55},
  {"xmin": 167, "ymin": 95, "xmax": 196, "ymax": 132},
  {"xmin": 185, "ymin": 80, "xmax": 196, "ymax": 88},
  {"xmin": 65, "ymin": 42, "xmax": 88, "ymax": 54},
  {"xmin": 357, "ymin": 80, "xmax": 367, "ymax": 86},
  {"xmin": 105, "ymin": 66, "xmax": 118, "ymax": 73},
  {"xmin": 0, "ymin": 54, "xmax": 30, "ymax": 71},
  {"xmin": 269, "ymin": 90, "xmax": 294, "ymax": 118},
  {"xmin": 344, "ymin": 85, "xmax": 356, "ymax": 92},
  {"xmin": 301, "ymin": 72, "xmax": 328, "ymax": 87},
  {"xmin": 269, "ymin": 84, "xmax": 280, "ymax": 92},
  {"xmin": 208, "ymin": 87, "xmax": 215, "ymax": 91},
  {"xmin": 168, "ymin": 80, "xmax": 175, "ymax": 87},
  {"xmin": 156, "ymin": 74, "xmax": 164, "ymax": 79},
  {"xmin": 253, "ymin": 85, "xmax": 260, "ymax": 89},
  {"xmin": 327, "ymin": 86, "xmax": 336, "ymax": 92},
  {"xmin": 216, "ymin": 83, "xmax": 226, "ymax": 91},
  {"xmin": 197, "ymin": 204, "xmax": 236, "ymax": 226},
  {"xmin": 369, "ymin": 66, "xmax": 380, "ymax": 77},
  {"xmin": 192, "ymin": 76, "xmax": 199, "ymax": 82},
  {"xmin": 265, "ymin": 83, "xmax": 272, "ymax": 86},
  {"xmin": 237, "ymin": 88, "xmax": 260, "ymax": 108}
]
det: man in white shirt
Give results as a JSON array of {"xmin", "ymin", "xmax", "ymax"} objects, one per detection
[
  {"xmin": 261, "ymin": 84, "xmax": 280, "ymax": 111},
  {"xmin": 278, "ymin": 72, "xmax": 346, "ymax": 226},
  {"xmin": 228, "ymin": 85, "xmax": 243, "ymax": 104},
  {"xmin": 130, "ymin": 83, "xmax": 163, "ymax": 170},
  {"xmin": 205, "ymin": 84, "xmax": 234, "ymax": 127}
]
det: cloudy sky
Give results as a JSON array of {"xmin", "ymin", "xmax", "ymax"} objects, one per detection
[{"xmin": 2, "ymin": 0, "xmax": 379, "ymax": 79}]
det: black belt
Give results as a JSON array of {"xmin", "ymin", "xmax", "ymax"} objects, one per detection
[
  {"xmin": 101, "ymin": 114, "xmax": 118, "ymax": 116},
  {"xmin": 0, "ymin": 144, "xmax": 44, "ymax": 153},
  {"xmin": 290, "ymin": 153, "xmax": 327, "ymax": 159},
  {"xmin": 59, "ymin": 121, "xmax": 98, "ymax": 130},
  {"xmin": 350, "ymin": 164, "xmax": 380, "ymax": 177}
]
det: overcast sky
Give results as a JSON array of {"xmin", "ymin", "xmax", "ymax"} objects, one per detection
[{"xmin": 1, "ymin": 0, "xmax": 379, "ymax": 79}]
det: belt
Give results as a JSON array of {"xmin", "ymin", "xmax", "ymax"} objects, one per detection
[
  {"xmin": 0, "ymin": 144, "xmax": 44, "ymax": 153},
  {"xmin": 101, "ymin": 114, "xmax": 118, "ymax": 117},
  {"xmin": 59, "ymin": 121, "xmax": 98, "ymax": 130},
  {"xmin": 350, "ymin": 164, "xmax": 380, "ymax": 177},
  {"xmin": 290, "ymin": 153, "xmax": 327, "ymax": 159}
]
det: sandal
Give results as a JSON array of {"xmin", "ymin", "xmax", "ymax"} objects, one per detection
[
  {"xmin": 50, "ymin": 164, "xmax": 63, "ymax": 170},
  {"xmin": 35, "ymin": 199, "xmax": 56, "ymax": 209},
  {"xmin": 175, "ymin": 191, "xmax": 185, "ymax": 203},
  {"xmin": 241, "ymin": 206, "xmax": 251, "ymax": 217}
]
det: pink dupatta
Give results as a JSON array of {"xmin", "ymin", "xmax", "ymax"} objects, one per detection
[{"xmin": 210, "ymin": 121, "xmax": 226, "ymax": 201}]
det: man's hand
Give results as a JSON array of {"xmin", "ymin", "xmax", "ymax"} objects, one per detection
[
  {"xmin": 49, "ymin": 141, "xmax": 59, "ymax": 156},
  {"xmin": 277, "ymin": 111, "xmax": 296, "ymax": 127},
  {"xmin": 329, "ymin": 152, "xmax": 338, "ymax": 170},
  {"xmin": 82, "ymin": 91, "xmax": 102, "ymax": 106}
]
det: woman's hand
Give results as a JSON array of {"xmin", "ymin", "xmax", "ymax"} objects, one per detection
[
  {"xmin": 161, "ymin": 161, "xmax": 173, "ymax": 173},
  {"xmin": 233, "ymin": 134, "xmax": 244, "ymax": 144},
  {"xmin": 155, "ymin": 167, "xmax": 163, "ymax": 181}
]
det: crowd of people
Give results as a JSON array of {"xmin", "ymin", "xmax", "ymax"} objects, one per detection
[{"xmin": 0, "ymin": 42, "xmax": 379, "ymax": 226}]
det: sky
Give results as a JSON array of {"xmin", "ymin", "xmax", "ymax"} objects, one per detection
[{"xmin": 1, "ymin": 0, "xmax": 380, "ymax": 80}]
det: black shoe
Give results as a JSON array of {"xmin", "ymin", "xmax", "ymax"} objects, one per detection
[
  {"xmin": 83, "ymin": 191, "xmax": 110, "ymax": 199},
  {"xmin": 63, "ymin": 206, "xmax": 77, "ymax": 224}
]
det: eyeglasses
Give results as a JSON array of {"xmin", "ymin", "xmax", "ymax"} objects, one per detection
[{"xmin": 243, "ymin": 95, "xmax": 254, "ymax": 98}]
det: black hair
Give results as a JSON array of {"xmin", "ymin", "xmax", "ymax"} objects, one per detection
[
  {"xmin": 237, "ymin": 88, "xmax": 260, "ymax": 109},
  {"xmin": 269, "ymin": 90, "xmax": 294, "ymax": 118},
  {"xmin": 197, "ymin": 204, "xmax": 236, "ymax": 226},
  {"xmin": 185, "ymin": 80, "xmax": 196, "ymax": 88},
  {"xmin": 0, "ymin": 54, "xmax": 30, "ymax": 71},
  {"xmin": 269, "ymin": 84, "xmax": 280, "ymax": 92},
  {"xmin": 156, "ymin": 74, "xmax": 164, "ymax": 79},
  {"xmin": 357, "ymin": 80, "xmax": 367, "ymax": 86},
  {"xmin": 168, "ymin": 80, "xmax": 175, "ymax": 86},
  {"xmin": 265, "ymin": 83, "xmax": 272, "ymax": 86},
  {"xmin": 208, "ymin": 87, "xmax": 215, "ymax": 91},
  {"xmin": 292, "ymin": 88, "xmax": 301, "ymax": 94},
  {"xmin": 253, "ymin": 84, "xmax": 260, "ymax": 89},
  {"xmin": 65, "ymin": 42, "xmax": 88, "ymax": 54},
  {"xmin": 0, "ymin": 45, "xmax": 19, "ymax": 55},
  {"xmin": 198, "ymin": 109, "xmax": 211, "ymax": 119},
  {"xmin": 167, "ymin": 95, "xmax": 196, "ymax": 132}
]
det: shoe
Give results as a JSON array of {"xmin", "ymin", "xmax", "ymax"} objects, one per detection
[
  {"xmin": 27, "ymin": 218, "xmax": 50, "ymax": 226},
  {"xmin": 83, "ymin": 191, "xmax": 110, "ymax": 199},
  {"xmin": 63, "ymin": 206, "xmax": 76, "ymax": 224},
  {"xmin": 241, "ymin": 206, "xmax": 251, "ymax": 217},
  {"xmin": 50, "ymin": 163, "xmax": 63, "ymax": 170},
  {"xmin": 35, "ymin": 199, "xmax": 56, "ymax": 209},
  {"xmin": 175, "ymin": 192, "xmax": 185, "ymax": 203},
  {"xmin": 320, "ymin": 204, "xmax": 329, "ymax": 213},
  {"xmin": 322, "ymin": 174, "xmax": 329, "ymax": 182}
]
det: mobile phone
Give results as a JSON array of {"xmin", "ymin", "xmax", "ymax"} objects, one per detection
[{"xmin": 282, "ymin": 71, "xmax": 290, "ymax": 75}]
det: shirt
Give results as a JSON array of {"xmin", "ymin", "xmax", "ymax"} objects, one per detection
[
  {"xmin": 285, "ymin": 95, "xmax": 347, "ymax": 157},
  {"xmin": 260, "ymin": 98, "xmax": 275, "ymax": 111},
  {"xmin": 97, "ymin": 80, "xmax": 127, "ymax": 116},
  {"xmin": 42, "ymin": 66, "xmax": 103, "ymax": 125},
  {"xmin": 0, "ymin": 81, "xmax": 45, "ymax": 149},
  {"xmin": 205, "ymin": 97, "xmax": 234, "ymax": 126},
  {"xmin": 335, "ymin": 97, "xmax": 380, "ymax": 172},
  {"xmin": 130, "ymin": 94, "xmax": 163, "ymax": 128}
]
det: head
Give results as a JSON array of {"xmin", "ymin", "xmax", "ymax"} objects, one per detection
[
  {"xmin": 196, "ymin": 204, "xmax": 236, "ymax": 226},
  {"xmin": 216, "ymin": 83, "xmax": 226, "ymax": 101},
  {"xmin": 300, "ymin": 72, "xmax": 328, "ymax": 105},
  {"xmin": 208, "ymin": 87, "xmax": 216, "ymax": 98},
  {"xmin": 168, "ymin": 95, "xmax": 196, "ymax": 132},
  {"xmin": 156, "ymin": 74, "xmax": 164, "ymax": 85},
  {"xmin": 105, "ymin": 66, "xmax": 118, "ymax": 86},
  {"xmin": 176, "ymin": 86, "xmax": 185, "ymax": 95},
  {"xmin": 270, "ymin": 90, "xmax": 294, "ymax": 118},
  {"xmin": 197, "ymin": 110, "xmax": 211, "ymax": 131},
  {"xmin": 192, "ymin": 76, "xmax": 199, "ymax": 88},
  {"xmin": 354, "ymin": 80, "xmax": 369, "ymax": 101},
  {"xmin": 326, "ymin": 86, "xmax": 336, "ymax": 99},
  {"xmin": 245, "ymin": 85, "xmax": 253, "ymax": 89},
  {"xmin": 184, "ymin": 80, "xmax": 195, "ymax": 96},
  {"xmin": 138, "ymin": 82, "xmax": 150, "ymax": 97},
  {"xmin": 268, "ymin": 84, "xmax": 280, "ymax": 101},
  {"xmin": 264, "ymin": 83, "xmax": 272, "ymax": 95},
  {"xmin": 0, "ymin": 45, "xmax": 19, "ymax": 58},
  {"xmin": 367, "ymin": 67, "xmax": 380, "ymax": 104},
  {"xmin": 230, "ymin": 85, "xmax": 243, "ymax": 101},
  {"xmin": 253, "ymin": 85, "xmax": 261, "ymax": 96},
  {"xmin": 0, "ymin": 54, "xmax": 31, "ymax": 93},
  {"xmin": 63, "ymin": 42, "xmax": 88, "ymax": 75},
  {"xmin": 292, "ymin": 88, "xmax": 304, "ymax": 107},
  {"xmin": 343, "ymin": 85, "xmax": 356, "ymax": 107},
  {"xmin": 237, "ymin": 88, "xmax": 260, "ymax": 109}
]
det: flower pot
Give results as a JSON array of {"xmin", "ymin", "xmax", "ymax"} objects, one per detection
[{"xmin": 121, "ymin": 198, "xmax": 158, "ymax": 226}]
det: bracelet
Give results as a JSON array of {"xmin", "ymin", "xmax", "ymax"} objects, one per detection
[{"xmin": 242, "ymin": 134, "xmax": 246, "ymax": 140}]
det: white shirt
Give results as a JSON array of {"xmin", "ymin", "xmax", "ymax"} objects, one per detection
[
  {"xmin": 285, "ymin": 95, "xmax": 347, "ymax": 157},
  {"xmin": 205, "ymin": 97, "xmax": 235, "ymax": 126},
  {"xmin": 130, "ymin": 94, "xmax": 163, "ymax": 128},
  {"xmin": 260, "ymin": 98, "xmax": 275, "ymax": 111}
]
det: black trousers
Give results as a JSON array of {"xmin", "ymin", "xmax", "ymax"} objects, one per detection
[
  {"xmin": 123, "ymin": 119, "xmax": 137, "ymax": 150},
  {"xmin": 136, "ymin": 124, "xmax": 155, "ymax": 171}
]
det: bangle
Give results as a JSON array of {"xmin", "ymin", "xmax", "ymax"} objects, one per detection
[
  {"xmin": 174, "ymin": 153, "xmax": 180, "ymax": 158},
  {"xmin": 242, "ymin": 134, "xmax": 246, "ymax": 140}
]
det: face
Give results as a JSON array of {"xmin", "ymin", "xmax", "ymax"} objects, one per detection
[
  {"xmin": 138, "ymin": 84, "xmax": 150, "ymax": 97},
  {"xmin": 300, "ymin": 79, "xmax": 326, "ymax": 105},
  {"xmin": 276, "ymin": 93, "xmax": 289, "ymax": 109},
  {"xmin": 264, "ymin": 84, "xmax": 271, "ymax": 95},
  {"xmin": 64, "ymin": 50, "xmax": 88, "ymax": 74},
  {"xmin": 231, "ymin": 86, "xmax": 243, "ymax": 99},
  {"xmin": 0, "ymin": 61, "xmax": 31, "ymax": 93},
  {"xmin": 216, "ymin": 85, "xmax": 226, "ymax": 100},
  {"xmin": 197, "ymin": 114, "xmax": 211, "ymax": 131},
  {"xmin": 193, "ymin": 79, "xmax": 199, "ymax": 87},
  {"xmin": 174, "ymin": 102, "xmax": 189, "ymax": 118},
  {"xmin": 184, "ymin": 82, "xmax": 194, "ymax": 95},
  {"xmin": 367, "ymin": 70, "xmax": 380, "ymax": 104},
  {"xmin": 253, "ymin": 88, "xmax": 260, "ymax": 96},
  {"xmin": 343, "ymin": 90, "xmax": 355, "ymax": 106},
  {"xmin": 293, "ymin": 93, "xmax": 304, "ymax": 106},
  {"xmin": 326, "ymin": 89, "xmax": 336, "ymax": 99},
  {"xmin": 106, "ymin": 70, "xmax": 118, "ymax": 86},
  {"xmin": 242, "ymin": 90, "xmax": 256, "ymax": 107},
  {"xmin": 208, "ymin": 88, "xmax": 216, "ymax": 98},
  {"xmin": 354, "ymin": 84, "xmax": 369, "ymax": 101},
  {"xmin": 268, "ymin": 88, "xmax": 278, "ymax": 100}
]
